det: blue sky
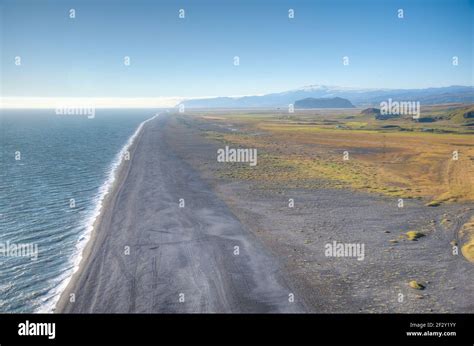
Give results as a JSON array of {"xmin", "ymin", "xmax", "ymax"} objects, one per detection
[{"xmin": 1, "ymin": 0, "xmax": 472, "ymax": 98}]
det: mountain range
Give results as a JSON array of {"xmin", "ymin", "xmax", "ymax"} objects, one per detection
[{"xmin": 180, "ymin": 85, "xmax": 474, "ymax": 108}]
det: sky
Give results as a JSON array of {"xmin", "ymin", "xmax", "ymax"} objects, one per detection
[{"xmin": 0, "ymin": 0, "xmax": 473, "ymax": 102}]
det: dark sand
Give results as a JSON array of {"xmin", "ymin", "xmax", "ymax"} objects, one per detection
[
  {"xmin": 56, "ymin": 114, "xmax": 305, "ymax": 313},
  {"xmin": 165, "ymin": 113, "xmax": 474, "ymax": 313},
  {"xmin": 57, "ymin": 113, "xmax": 474, "ymax": 313}
]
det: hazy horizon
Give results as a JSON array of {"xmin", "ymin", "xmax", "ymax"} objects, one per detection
[{"xmin": 1, "ymin": 83, "xmax": 473, "ymax": 108}]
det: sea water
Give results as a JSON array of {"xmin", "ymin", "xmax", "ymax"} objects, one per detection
[{"xmin": 0, "ymin": 109, "xmax": 156, "ymax": 312}]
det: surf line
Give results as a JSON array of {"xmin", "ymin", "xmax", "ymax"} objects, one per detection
[{"xmin": 45, "ymin": 112, "xmax": 161, "ymax": 313}]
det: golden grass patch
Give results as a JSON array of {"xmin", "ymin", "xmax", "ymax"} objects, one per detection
[
  {"xmin": 460, "ymin": 217, "xmax": 474, "ymax": 262},
  {"xmin": 199, "ymin": 113, "xmax": 474, "ymax": 203}
]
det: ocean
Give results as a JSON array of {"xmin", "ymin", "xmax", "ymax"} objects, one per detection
[{"xmin": 0, "ymin": 109, "xmax": 155, "ymax": 312}]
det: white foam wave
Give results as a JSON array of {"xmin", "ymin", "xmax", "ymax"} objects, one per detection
[{"xmin": 36, "ymin": 113, "xmax": 160, "ymax": 313}]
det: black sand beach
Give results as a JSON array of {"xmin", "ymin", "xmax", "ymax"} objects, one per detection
[
  {"xmin": 57, "ymin": 113, "xmax": 474, "ymax": 313},
  {"xmin": 56, "ymin": 114, "xmax": 305, "ymax": 313}
]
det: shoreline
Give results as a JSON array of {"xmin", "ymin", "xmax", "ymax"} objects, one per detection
[
  {"xmin": 52, "ymin": 111, "xmax": 474, "ymax": 313},
  {"xmin": 55, "ymin": 113, "xmax": 304, "ymax": 313},
  {"xmin": 54, "ymin": 113, "xmax": 159, "ymax": 313}
]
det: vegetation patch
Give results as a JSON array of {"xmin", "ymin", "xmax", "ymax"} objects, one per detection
[
  {"xmin": 406, "ymin": 231, "xmax": 425, "ymax": 241},
  {"xmin": 460, "ymin": 217, "xmax": 474, "ymax": 263},
  {"xmin": 197, "ymin": 109, "xmax": 474, "ymax": 203},
  {"xmin": 408, "ymin": 280, "xmax": 425, "ymax": 290}
]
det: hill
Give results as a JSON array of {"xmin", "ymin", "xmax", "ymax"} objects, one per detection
[
  {"xmin": 294, "ymin": 97, "xmax": 354, "ymax": 109},
  {"xmin": 448, "ymin": 105, "xmax": 474, "ymax": 123},
  {"xmin": 360, "ymin": 108, "xmax": 381, "ymax": 116}
]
